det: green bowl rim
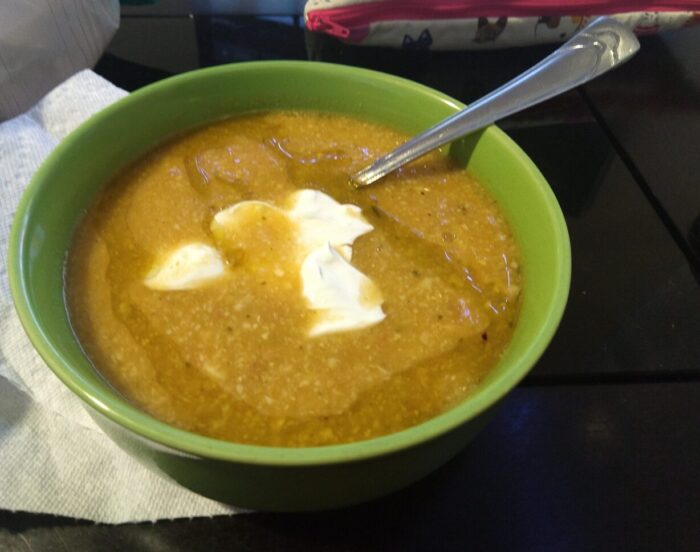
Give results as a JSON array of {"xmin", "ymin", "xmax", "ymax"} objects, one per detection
[{"xmin": 8, "ymin": 60, "xmax": 571, "ymax": 466}]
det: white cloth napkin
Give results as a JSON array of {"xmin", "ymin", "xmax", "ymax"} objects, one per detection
[{"xmin": 0, "ymin": 70, "xmax": 239, "ymax": 523}]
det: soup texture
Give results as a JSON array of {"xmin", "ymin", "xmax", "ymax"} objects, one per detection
[{"xmin": 66, "ymin": 111, "xmax": 522, "ymax": 447}]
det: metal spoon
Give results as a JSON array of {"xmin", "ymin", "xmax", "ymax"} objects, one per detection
[{"xmin": 350, "ymin": 17, "xmax": 639, "ymax": 188}]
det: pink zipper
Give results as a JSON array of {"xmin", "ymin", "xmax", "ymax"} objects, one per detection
[{"xmin": 306, "ymin": 0, "xmax": 700, "ymax": 42}]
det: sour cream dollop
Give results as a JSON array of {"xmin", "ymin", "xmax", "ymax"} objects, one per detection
[
  {"xmin": 144, "ymin": 243, "xmax": 225, "ymax": 290},
  {"xmin": 145, "ymin": 190, "xmax": 385, "ymax": 336}
]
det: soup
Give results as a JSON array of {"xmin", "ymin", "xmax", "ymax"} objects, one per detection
[{"xmin": 66, "ymin": 111, "xmax": 521, "ymax": 447}]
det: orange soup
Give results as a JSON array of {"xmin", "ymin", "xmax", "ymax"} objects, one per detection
[{"xmin": 66, "ymin": 111, "xmax": 521, "ymax": 446}]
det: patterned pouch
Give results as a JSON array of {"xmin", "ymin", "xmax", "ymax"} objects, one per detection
[{"xmin": 305, "ymin": 0, "xmax": 700, "ymax": 50}]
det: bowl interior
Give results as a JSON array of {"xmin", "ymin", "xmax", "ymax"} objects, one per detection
[{"xmin": 9, "ymin": 61, "xmax": 570, "ymax": 465}]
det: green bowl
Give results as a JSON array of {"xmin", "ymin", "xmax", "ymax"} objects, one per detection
[{"xmin": 8, "ymin": 61, "xmax": 570, "ymax": 511}]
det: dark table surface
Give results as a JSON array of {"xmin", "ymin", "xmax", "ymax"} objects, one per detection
[{"xmin": 2, "ymin": 9, "xmax": 699, "ymax": 552}]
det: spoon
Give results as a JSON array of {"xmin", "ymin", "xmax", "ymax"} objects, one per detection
[{"xmin": 350, "ymin": 16, "xmax": 639, "ymax": 188}]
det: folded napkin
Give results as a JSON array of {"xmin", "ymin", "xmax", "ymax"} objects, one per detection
[{"xmin": 0, "ymin": 70, "xmax": 238, "ymax": 523}]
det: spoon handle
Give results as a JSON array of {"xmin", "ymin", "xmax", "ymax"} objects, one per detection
[{"xmin": 351, "ymin": 17, "xmax": 640, "ymax": 188}]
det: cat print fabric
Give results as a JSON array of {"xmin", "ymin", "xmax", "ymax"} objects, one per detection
[{"xmin": 304, "ymin": 1, "xmax": 700, "ymax": 50}]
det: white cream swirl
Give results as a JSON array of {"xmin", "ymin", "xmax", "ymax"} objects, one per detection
[{"xmin": 145, "ymin": 189, "xmax": 385, "ymax": 336}]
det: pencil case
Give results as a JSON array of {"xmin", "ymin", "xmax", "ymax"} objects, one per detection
[{"xmin": 305, "ymin": 0, "xmax": 700, "ymax": 49}]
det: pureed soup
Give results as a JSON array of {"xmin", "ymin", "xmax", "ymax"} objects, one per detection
[{"xmin": 66, "ymin": 111, "xmax": 522, "ymax": 447}]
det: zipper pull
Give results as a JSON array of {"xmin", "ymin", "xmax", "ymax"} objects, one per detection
[{"xmin": 306, "ymin": 12, "xmax": 351, "ymax": 39}]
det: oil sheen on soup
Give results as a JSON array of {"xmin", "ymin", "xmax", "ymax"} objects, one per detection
[{"xmin": 66, "ymin": 111, "xmax": 522, "ymax": 447}]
